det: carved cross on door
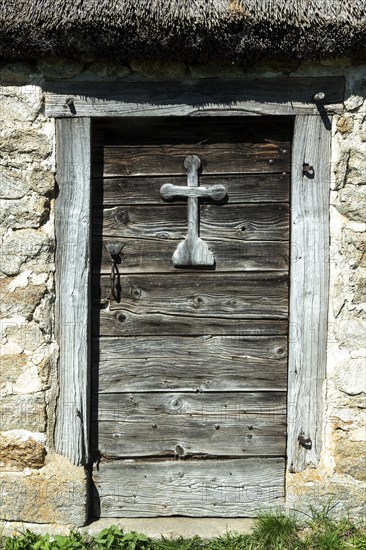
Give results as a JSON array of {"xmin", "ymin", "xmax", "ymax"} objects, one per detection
[{"xmin": 160, "ymin": 155, "xmax": 227, "ymax": 267}]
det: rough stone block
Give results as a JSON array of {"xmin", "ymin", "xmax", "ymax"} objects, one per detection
[
  {"xmin": 0, "ymin": 168, "xmax": 29, "ymax": 199},
  {"xmin": 0, "ymin": 278, "xmax": 47, "ymax": 319},
  {"xmin": 0, "ymin": 130, "xmax": 51, "ymax": 161},
  {"xmin": 0, "ymin": 394, "xmax": 46, "ymax": 432},
  {"xmin": 337, "ymin": 185, "xmax": 366, "ymax": 222},
  {"xmin": 0, "ymin": 63, "xmax": 39, "ymax": 86},
  {"xmin": 286, "ymin": 469, "xmax": 366, "ymax": 521},
  {"xmin": 0, "ymin": 354, "xmax": 29, "ymax": 392},
  {"xmin": 341, "ymin": 227, "xmax": 366, "ymax": 269},
  {"xmin": 0, "ymin": 88, "xmax": 43, "ymax": 124},
  {"xmin": 334, "ymin": 429, "xmax": 366, "ymax": 481},
  {"xmin": 5, "ymin": 321, "xmax": 45, "ymax": 353},
  {"xmin": 0, "ymin": 454, "xmax": 88, "ymax": 525},
  {"xmin": 37, "ymin": 58, "xmax": 84, "ymax": 80},
  {"xmin": 0, "ymin": 432, "xmax": 46, "ymax": 470},
  {"xmin": 37, "ymin": 355, "xmax": 52, "ymax": 388},
  {"xmin": 28, "ymin": 168, "xmax": 55, "ymax": 196},
  {"xmin": 336, "ymin": 115, "xmax": 354, "ymax": 135},
  {"xmin": 0, "ymin": 193, "xmax": 49, "ymax": 230},
  {"xmin": 0, "ymin": 229, "xmax": 52, "ymax": 276},
  {"xmin": 77, "ymin": 61, "xmax": 131, "ymax": 80},
  {"xmin": 130, "ymin": 59, "xmax": 188, "ymax": 79}
]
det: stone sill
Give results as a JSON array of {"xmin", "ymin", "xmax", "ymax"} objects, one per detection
[{"xmin": 1, "ymin": 517, "xmax": 255, "ymax": 539}]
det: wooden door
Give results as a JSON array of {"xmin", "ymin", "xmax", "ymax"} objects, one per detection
[{"xmin": 91, "ymin": 116, "xmax": 291, "ymax": 517}]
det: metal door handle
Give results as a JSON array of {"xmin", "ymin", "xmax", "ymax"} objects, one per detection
[{"xmin": 105, "ymin": 242, "xmax": 124, "ymax": 302}]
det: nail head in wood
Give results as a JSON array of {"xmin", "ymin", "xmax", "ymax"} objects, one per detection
[
  {"xmin": 65, "ymin": 97, "xmax": 76, "ymax": 114},
  {"xmin": 313, "ymin": 92, "xmax": 326, "ymax": 102},
  {"xmin": 302, "ymin": 163, "xmax": 315, "ymax": 177}
]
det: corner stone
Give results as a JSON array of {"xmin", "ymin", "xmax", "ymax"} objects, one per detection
[{"xmin": 0, "ymin": 433, "xmax": 46, "ymax": 470}]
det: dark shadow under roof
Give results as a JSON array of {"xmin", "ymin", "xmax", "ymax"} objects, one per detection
[{"xmin": 1, "ymin": 0, "xmax": 366, "ymax": 63}]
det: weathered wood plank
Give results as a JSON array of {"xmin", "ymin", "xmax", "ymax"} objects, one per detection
[
  {"xmin": 54, "ymin": 118, "xmax": 91, "ymax": 466},
  {"xmin": 94, "ymin": 238, "xmax": 289, "ymax": 273},
  {"xmin": 100, "ymin": 143, "xmax": 290, "ymax": 177},
  {"xmin": 94, "ymin": 458, "xmax": 285, "ymax": 517},
  {"xmin": 94, "ymin": 312, "xmax": 288, "ymax": 337},
  {"xmin": 93, "ymin": 174, "xmax": 290, "ymax": 206},
  {"xmin": 94, "ymin": 173, "xmax": 290, "ymax": 205},
  {"xmin": 287, "ymin": 115, "xmax": 331, "ymax": 473},
  {"xmin": 93, "ymin": 336, "xmax": 288, "ymax": 392},
  {"xmin": 96, "ymin": 392, "xmax": 287, "ymax": 458},
  {"xmin": 94, "ymin": 272, "xmax": 289, "ymax": 318},
  {"xmin": 94, "ymin": 204, "xmax": 289, "ymax": 242},
  {"xmin": 45, "ymin": 77, "xmax": 345, "ymax": 118}
]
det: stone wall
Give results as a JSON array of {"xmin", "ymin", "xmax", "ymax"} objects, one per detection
[{"xmin": 0, "ymin": 58, "xmax": 365, "ymax": 528}]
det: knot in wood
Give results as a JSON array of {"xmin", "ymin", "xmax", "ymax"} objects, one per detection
[
  {"xmin": 175, "ymin": 444, "xmax": 185, "ymax": 457},
  {"xmin": 114, "ymin": 208, "xmax": 130, "ymax": 225},
  {"xmin": 171, "ymin": 397, "xmax": 183, "ymax": 411},
  {"xmin": 131, "ymin": 286, "xmax": 141, "ymax": 300},
  {"xmin": 193, "ymin": 295, "xmax": 204, "ymax": 307}
]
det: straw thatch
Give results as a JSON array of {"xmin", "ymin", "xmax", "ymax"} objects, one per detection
[{"xmin": 0, "ymin": 0, "xmax": 365, "ymax": 63}]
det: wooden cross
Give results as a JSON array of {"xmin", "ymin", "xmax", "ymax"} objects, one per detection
[{"xmin": 160, "ymin": 155, "xmax": 227, "ymax": 267}]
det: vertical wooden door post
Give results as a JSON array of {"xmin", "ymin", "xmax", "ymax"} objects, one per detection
[
  {"xmin": 287, "ymin": 115, "xmax": 331, "ymax": 472},
  {"xmin": 55, "ymin": 118, "xmax": 92, "ymax": 466}
]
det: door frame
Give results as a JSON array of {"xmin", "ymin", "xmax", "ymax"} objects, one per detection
[{"xmin": 51, "ymin": 76, "xmax": 342, "ymax": 487}]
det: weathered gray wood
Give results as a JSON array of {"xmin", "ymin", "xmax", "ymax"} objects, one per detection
[
  {"xmin": 160, "ymin": 155, "xmax": 226, "ymax": 267},
  {"xmin": 55, "ymin": 118, "xmax": 91, "ymax": 466},
  {"xmin": 287, "ymin": 115, "xmax": 331, "ymax": 473},
  {"xmin": 96, "ymin": 392, "xmax": 286, "ymax": 458},
  {"xmin": 95, "ymin": 272, "xmax": 289, "ymax": 318},
  {"xmin": 45, "ymin": 77, "xmax": 345, "ymax": 118},
  {"xmin": 94, "ymin": 204, "xmax": 289, "ymax": 242},
  {"xmin": 93, "ymin": 173, "xmax": 290, "ymax": 205},
  {"xmin": 95, "ymin": 238, "xmax": 289, "ymax": 273},
  {"xmin": 94, "ymin": 458, "xmax": 285, "ymax": 517},
  {"xmin": 100, "ymin": 142, "xmax": 290, "ymax": 177},
  {"xmin": 94, "ymin": 312, "xmax": 288, "ymax": 337},
  {"xmin": 93, "ymin": 336, "xmax": 288, "ymax": 392},
  {"xmin": 90, "ymin": 114, "xmax": 292, "ymax": 517}
]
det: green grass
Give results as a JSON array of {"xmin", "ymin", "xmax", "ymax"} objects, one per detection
[{"xmin": 1, "ymin": 507, "xmax": 366, "ymax": 550}]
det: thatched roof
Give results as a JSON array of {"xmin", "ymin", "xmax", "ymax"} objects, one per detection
[{"xmin": 1, "ymin": 1, "xmax": 365, "ymax": 63}]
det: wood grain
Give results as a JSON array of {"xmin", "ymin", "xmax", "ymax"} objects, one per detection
[
  {"xmin": 100, "ymin": 143, "xmax": 290, "ymax": 177},
  {"xmin": 93, "ymin": 336, "xmax": 288, "ymax": 392},
  {"xmin": 94, "ymin": 458, "xmax": 285, "ymax": 517},
  {"xmin": 94, "ymin": 204, "xmax": 289, "ymax": 242},
  {"xmin": 94, "ymin": 311, "xmax": 289, "ymax": 337},
  {"xmin": 96, "ymin": 392, "xmax": 286, "ymax": 458},
  {"xmin": 45, "ymin": 76, "xmax": 345, "ymax": 118},
  {"xmin": 287, "ymin": 115, "xmax": 331, "ymax": 473},
  {"xmin": 90, "ymin": 114, "xmax": 293, "ymax": 516},
  {"xmin": 54, "ymin": 118, "xmax": 91, "ymax": 466},
  {"xmin": 94, "ymin": 272, "xmax": 289, "ymax": 318},
  {"xmin": 93, "ymin": 173, "xmax": 290, "ymax": 206},
  {"xmin": 94, "ymin": 238, "xmax": 289, "ymax": 273}
]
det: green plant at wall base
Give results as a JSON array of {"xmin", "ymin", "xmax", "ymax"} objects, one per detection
[
  {"xmin": 249, "ymin": 509, "xmax": 305, "ymax": 550},
  {"xmin": 95, "ymin": 527, "xmax": 149, "ymax": 550},
  {"xmin": 1, "ymin": 508, "xmax": 366, "ymax": 550},
  {"xmin": 3, "ymin": 531, "xmax": 88, "ymax": 550}
]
